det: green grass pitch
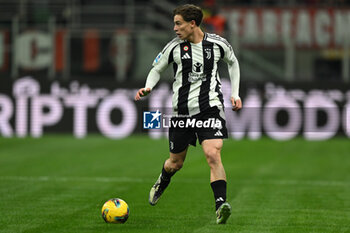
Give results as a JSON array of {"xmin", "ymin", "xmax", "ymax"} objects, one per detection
[{"xmin": 0, "ymin": 135, "xmax": 350, "ymax": 233}]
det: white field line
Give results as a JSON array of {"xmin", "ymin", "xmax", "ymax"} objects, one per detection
[
  {"xmin": 0, "ymin": 176, "xmax": 350, "ymax": 187},
  {"xmin": 192, "ymin": 178, "xmax": 350, "ymax": 233},
  {"xmin": 237, "ymin": 179, "xmax": 350, "ymax": 187},
  {"xmin": 0, "ymin": 176, "xmax": 149, "ymax": 183}
]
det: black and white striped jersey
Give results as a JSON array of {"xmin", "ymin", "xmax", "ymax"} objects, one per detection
[{"xmin": 146, "ymin": 33, "xmax": 240, "ymax": 116}]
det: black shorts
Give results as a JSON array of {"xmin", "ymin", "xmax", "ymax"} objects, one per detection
[{"xmin": 168, "ymin": 106, "xmax": 228, "ymax": 153}]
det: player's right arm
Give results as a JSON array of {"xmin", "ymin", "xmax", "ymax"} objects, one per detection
[
  {"xmin": 134, "ymin": 68, "xmax": 160, "ymax": 100},
  {"xmin": 134, "ymin": 38, "xmax": 179, "ymax": 101},
  {"xmin": 135, "ymin": 87, "xmax": 152, "ymax": 101}
]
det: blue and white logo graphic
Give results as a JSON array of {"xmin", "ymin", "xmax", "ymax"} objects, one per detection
[
  {"xmin": 143, "ymin": 110, "xmax": 162, "ymax": 129},
  {"xmin": 154, "ymin": 52, "xmax": 162, "ymax": 64}
]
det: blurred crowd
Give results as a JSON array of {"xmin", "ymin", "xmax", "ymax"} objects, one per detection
[
  {"xmin": 78, "ymin": 0, "xmax": 350, "ymax": 6},
  {"xmin": 174, "ymin": 0, "xmax": 350, "ymax": 35},
  {"xmin": 176, "ymin": 0, "xmax": 350, "ymax": 6},
  {"xmin": 2, "ymin": 0, "xmax": 349, "ymax": 29}
]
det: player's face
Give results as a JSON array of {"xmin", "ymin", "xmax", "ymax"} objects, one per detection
[{"xmin": 173, "ymin": 14, "xmax": 194, "ymax": 40}]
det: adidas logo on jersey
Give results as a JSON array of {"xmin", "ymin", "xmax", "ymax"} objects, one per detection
[
  {"xmin": 182, "ymin": 53, "xmax": 191, "ymax": 59},
  {"xmin": 214, "ymin": 130, "xmax": 223, "ymax": 137}
]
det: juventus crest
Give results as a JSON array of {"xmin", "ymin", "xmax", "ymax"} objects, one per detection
[{"xmin": 205, "ymin": 48, "xmax": 211, "ymax": 59}]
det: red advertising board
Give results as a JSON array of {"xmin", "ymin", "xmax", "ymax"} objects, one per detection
[{"xmin": 224, "ymin": 8, "xmax": 350, "ymax": 48}]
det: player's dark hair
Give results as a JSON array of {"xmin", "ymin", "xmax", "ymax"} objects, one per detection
[{"xmin": 173, "ymin": 4, "xmax": 203, "ymax": 26}]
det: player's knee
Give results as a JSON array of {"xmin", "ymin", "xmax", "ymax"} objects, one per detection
[
  {"xmin": 204, "ymin": 148, "xmax": 221, "ymax": 167},
  {"xmin": 169, "ymin": 158, "xmax": 184, "ymax": 171},
  {"xmin": 174, "ymin": 162, "xmax": 183, "ymax": 171}
]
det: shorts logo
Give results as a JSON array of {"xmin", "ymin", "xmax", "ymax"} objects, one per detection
[
  {"xmin": 143, "ymin": 110, "xmax": 162, "ymax": 129},
  {"xmin": 214, "ymin": 130, "xmax": 223, "ymax": 137}
]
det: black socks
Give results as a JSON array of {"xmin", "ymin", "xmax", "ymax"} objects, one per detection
[
  {"xmin": 160, "ymin": 163, "xmax": 227, "ymax": 211},
  {"xmin": 210, "ymin": 180, "xmax": 227, "ymax": 210},
  {"xmin": 160, "ymin": 165, "xmax": 175, "ymax": 190},
  {"xmin": 161, "ymin": 166, "xmax": 175, "ymax": 181}
]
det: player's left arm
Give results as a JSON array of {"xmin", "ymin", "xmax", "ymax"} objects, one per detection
[
  {"xmin": 228, "ymin": 57, "xmax": 242, "ymax": 111},
  {"xmin": 223, "ymin": 43, "xmax": 242, "ymax": 111}
]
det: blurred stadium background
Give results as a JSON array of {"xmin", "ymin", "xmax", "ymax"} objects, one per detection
[
  {"xmin": 0, "ymin": 0, "xmax": 349, "ymax": 140},
  {"xmin": 1, "ymin": 1, "xmax": 350, "ymax": 232}
]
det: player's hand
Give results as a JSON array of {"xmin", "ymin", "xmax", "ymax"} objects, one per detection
[
  {"xmin": 231, "ymin": 97, "xmax": 242, "ymax": 111},
  {"xmin": 135, "ymin": 88, "xmax": 151, "ymax": 101}
]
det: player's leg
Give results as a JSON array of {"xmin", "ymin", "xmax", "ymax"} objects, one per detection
[
  {"xmin": 149, "ymin": 148, "xmax": 188, "ymax": 205},
  {"xmin": 202, "ymin": 139, "xmax": 231, "ymax": 224},
  {"xmin": 202, "ymin": 139, "xmax": 225, "ymax": 182},
  {"xmin": 164, "ymin": 148, "xmax": 188, "ymax": 174},
  {"xmin": 149, "ymin": 116, "xmax": 196, "ymax": 206},
  {"xmin": 202, "ymin": 139, "xmax": 227, "ymax": 204}
]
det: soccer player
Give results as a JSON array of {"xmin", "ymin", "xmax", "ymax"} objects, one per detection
[{"xmin": 135, "ymin": 4, "xmax": 242, "ymax": 224}]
